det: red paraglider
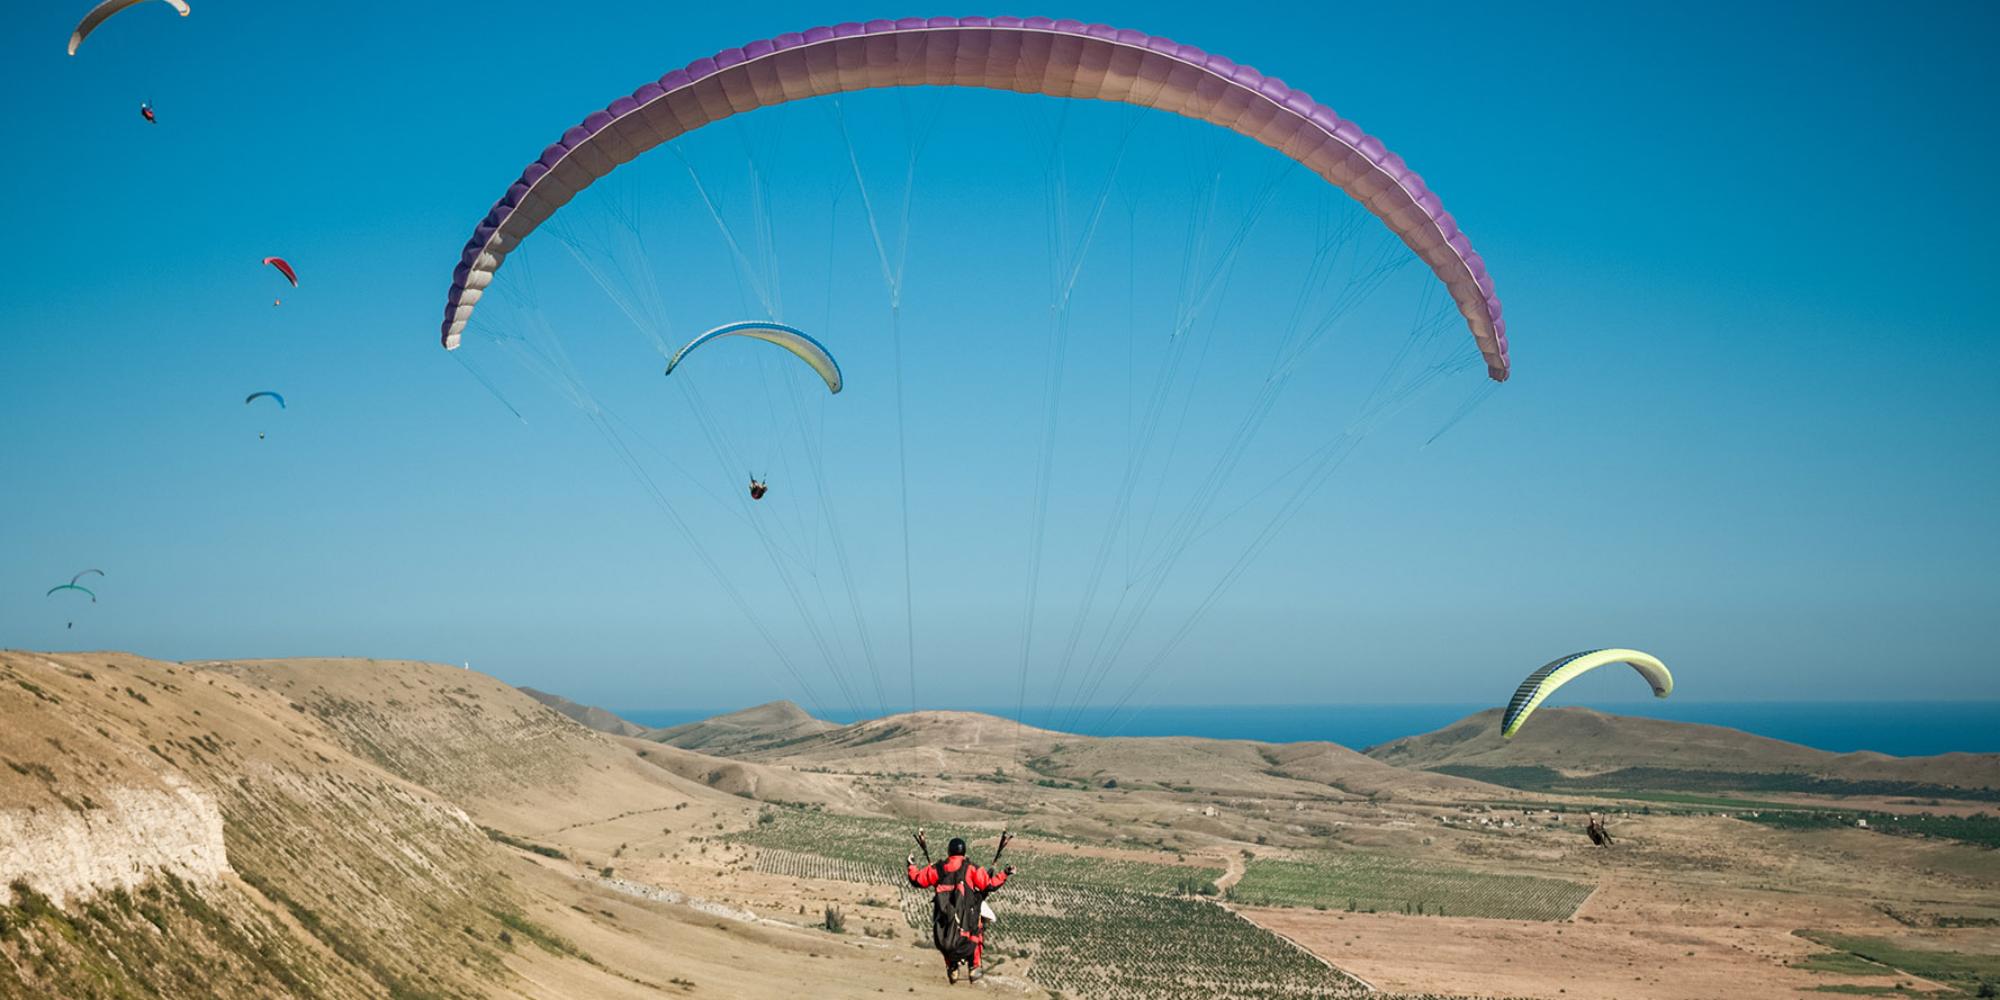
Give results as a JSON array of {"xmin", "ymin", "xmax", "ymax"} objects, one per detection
[
  {"xmin": 263, "ymin": 256, "xmax": 298, "ymax": 287},
  {"xmin": 139, "ymin": 102, "xmax": 156, "ymax": 124}
]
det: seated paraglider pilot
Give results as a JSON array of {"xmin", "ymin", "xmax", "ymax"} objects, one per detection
[
  {"xmin": 748, "ymin": 476, "xmax": 768, "ymax": 500},
  {"xmin": 907, "ymin": 836, "xmax": 1011, "ymax": 983}
]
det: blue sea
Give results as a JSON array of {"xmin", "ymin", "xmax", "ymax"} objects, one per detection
[{"xmin": 619, "ymin": 701, "xmax": 2000, "ymax": 758}]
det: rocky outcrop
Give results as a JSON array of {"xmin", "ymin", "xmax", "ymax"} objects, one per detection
[{"xmin": 0, "ymin": 777, "xmax": 227, "ymax": 908}]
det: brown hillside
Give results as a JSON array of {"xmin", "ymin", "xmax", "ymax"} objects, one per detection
[
  {"xmin": 2, "ymin": 651, "xmax": 1044, "ymax": 1000},
  {"xmin": 1, "ymin": 650, "xmax": 533, "ymax": 997},
  {"xmin": 727, "ymin": 709, "xmax": 1479, "ymax": 793},
  {"xmin": 1366, "ymin": 706, "xmax": 2000, "ymax": 790},
  {"xmin": 13, "ymin": 652, "xmax": 1998, "ymax": 1000},
  {"xmin": 607, "ymin": 736, "xmax": 892, "ymax": 814},
  {"xmin": 649, "ymin": 699, "xmax": 836, "ymax": 756},
  {"xmin": 623, "ymin": 706, "xmax": 1513, "ymax": 855},
  {"xmin": 198, "ymin": 657, "xmax": 752, "ymax": 842},
  {"xmin": 520, "ymin": 686, "xmax": 649, "ymax": 737}
]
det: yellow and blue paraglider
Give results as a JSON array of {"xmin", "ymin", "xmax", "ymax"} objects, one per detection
[
  {"xmin": 1501, "ymin": 649, "xmax": 1672, "ymax": 739},
  {"xmin": 664, "ymin": 321, "xmax": 842, "ymax": 395}
]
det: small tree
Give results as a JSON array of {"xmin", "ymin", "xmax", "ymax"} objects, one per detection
[{"xmin": 822, "ymin": 905, "xmax": 846, "ymax": 934}]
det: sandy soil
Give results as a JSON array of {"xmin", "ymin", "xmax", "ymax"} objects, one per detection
[
  {"xmin": 1238, "ymin": 810, "xmax": 2000, "ymax": 1000},
  {"xmin": 500, "ymin": 858, "xmax": 1048, "ymax": 999},
  {"xmin": 1245, "ymin": 873, "xmax": 1939, "ymax": 1000}
]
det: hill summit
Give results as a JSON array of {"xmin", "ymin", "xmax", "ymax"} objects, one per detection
[{"xmin": 649, "ymin": 699, "xmax": 836, "ymax": 755}]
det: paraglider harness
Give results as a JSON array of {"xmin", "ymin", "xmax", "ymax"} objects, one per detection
[
  {"xmin": 748, "ymin": 474, "xmax": 768, "ymax": 500},
  {"xmin": 1586, "ymin": 814, "xmax": 1613, "ymax": 847},
  {"xmin": 914, "ymin": 829, "xmax": 1011, "ymax": 966}
]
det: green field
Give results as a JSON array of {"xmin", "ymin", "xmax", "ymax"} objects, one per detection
[
  {"xmin": 1230, "ymin": 855, "xmax": 1594, "ymax": 922},
  {"xmin": 1432, "ymin": 764, "xmax": 2000, "ymax": 804},
  {"xmin": 958, "ymin": 882, "xmax": 1373, "ymax": 1000},
  {"xmin": 1591, "ymin": 791, "xmax": 1814, "ymax": 811},
  {"xmin": 1742, "ymin": 810, "xmax": 2000, "ymax": 849},
  {"xmin": 1795, "ymin": 930, "xmax": 2000, "ymax": 989}
]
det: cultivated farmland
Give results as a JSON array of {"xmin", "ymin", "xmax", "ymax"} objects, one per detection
[
  {"xmin": 1230, "ymin": 854, "xmax": 1593, "ymax": 921},
  {"xmin": 728, "ymin": 808, "xmax": 1570, "ymax": 999},
  {"xmin": 735, "ymin": 810, "xmax": 1378, "ymax": 999}
]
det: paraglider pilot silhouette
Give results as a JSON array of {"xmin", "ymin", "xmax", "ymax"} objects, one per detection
[
  {"xmin": 908, "ymin": 829, "xmax": 1012, "ymax": 984},
  {"xmin": 1586, "ymin": 813, "xmax": 1614, "ymax": 847}
]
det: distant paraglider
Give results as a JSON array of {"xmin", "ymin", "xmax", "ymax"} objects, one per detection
[
  {"xmin": 664, "ymin": 321, "xmax": 843, "ymax": 395},
  {"xmin": 45, "ymin": 583, "xmax": 97, "ymax": 603},
  {"xmin": 47, "ymin": 581, "xmax": 98, "ymax": 630},
  {"xmin": 263, "ymin": 257, "xmax": 297, "ymax": 305},
  {"xmin": 663, "ymin": 323, "xmax": 836, "ymax": 501},
  {"xmin": 1501, "ymin": 648, "xmax": 1673, "ymax": 739},
  {"xmin": 68, "ymin": 0, "xmax": 189, "ymax": 56},
  {"xmin": 70, "ymin": 569, "xmax": 105, "ymax": 586},
  {"xmin": 139, "ymin": 102, "xmax": 156, "ymax": 124},
  {"xmin": 245, "ymin": 390, "xmax": 285, "ymax": 439}
]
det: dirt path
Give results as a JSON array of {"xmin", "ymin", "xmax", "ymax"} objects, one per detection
[{"xmin": 1213, "ymin": 849, "xmax": 1246, "ymax": 894}]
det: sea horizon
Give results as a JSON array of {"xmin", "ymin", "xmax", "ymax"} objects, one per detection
[{"xmin": 616, "ymin": 700, "xmax": 2000, "ymax": 758}]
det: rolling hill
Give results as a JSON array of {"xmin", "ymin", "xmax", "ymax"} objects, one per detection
[
  {"xmin": 520, "ymin": 685, "xmax": 649, "ymax": 737},
  {"xmin": 1366, "ymin": 706, "xmax": 2000, "ymax": 799},
  {"xmin": 0, "ymin": 651, "xmax": 1035, "ymax": 999},
  {"xmin": 648, "ymin": 699, "xmax": 837, "ymax": 756}
]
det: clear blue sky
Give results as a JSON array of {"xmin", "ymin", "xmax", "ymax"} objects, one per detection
[{"xmin": 3, "ymin": 2, "xmax": 1995, "ymax": 720}]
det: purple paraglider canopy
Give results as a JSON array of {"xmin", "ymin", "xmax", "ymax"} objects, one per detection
[{"xmin": 439, "ymin": 17, "xmax": 1509, "ymax": 381}]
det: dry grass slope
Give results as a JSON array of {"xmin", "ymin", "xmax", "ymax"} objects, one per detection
[{"xmin": 0, "ymin": 651, "xmax": 544, "ymax": 999}]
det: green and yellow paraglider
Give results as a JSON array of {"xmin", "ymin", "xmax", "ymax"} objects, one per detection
[{"xmin": 1501, "ymin": 649, "xmax": 1672, "ymax": 739}]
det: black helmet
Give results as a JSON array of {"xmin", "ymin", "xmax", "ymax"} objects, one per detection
[{"xmin": 947, "ymin": 837, "xmax": 967, "ymax": 857}]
